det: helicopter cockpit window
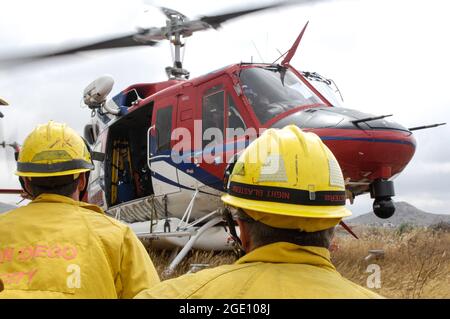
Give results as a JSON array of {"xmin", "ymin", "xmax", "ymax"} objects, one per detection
[
  {"xmin": 239, "ymin": 67, "xmax": 324, "ymax": 124},
  {"xmin": 302, "ymin": 73, "xmax": 344, "ymax": 108},
  {"xmin": 202, "ymin": 90, "xmax": 225, "ymax": 147},
  {"xmin": 226, "ymin": 93, "xmax": 246, "ymax": 138},
  {"xmin": 156, "ymin": 106, "xmax": 173, "ymax": 151}
]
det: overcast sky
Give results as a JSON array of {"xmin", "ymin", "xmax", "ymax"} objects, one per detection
[{"xmin": 0, "ymin": 0, "xmax": 449, "ymax": 216}]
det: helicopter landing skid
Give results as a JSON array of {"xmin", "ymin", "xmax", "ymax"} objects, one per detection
[
  {"xmin": 163, "ymin": 214, "xmax": 224, "ymax": 276},
  {"xmin": 107, "ymin": 192, "xmax": 236, "ymax": 273},
  {"xmin": 126, "ymin": 210, "xmax": 236, "ymax": 274}
]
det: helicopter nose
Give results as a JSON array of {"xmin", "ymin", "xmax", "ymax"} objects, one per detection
[
  {"xmin": 272, "ymin": 106, "xmax": 411, "ymax": 132},
  {"xmin": 272, "ymin": 107, "xmax": 416, "ymax": 181},
  {"xmin": 319, "ymin": 123, "xmax": 417, "ymax": 180}
]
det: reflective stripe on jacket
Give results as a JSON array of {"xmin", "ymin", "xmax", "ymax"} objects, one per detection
[
  {"xmin": 0, "ymin": 194, "xmax": 160, "ymax": 298},
  {"xmin": 136, "ymin": 242, "xmax": 383, "ymax": 299}
]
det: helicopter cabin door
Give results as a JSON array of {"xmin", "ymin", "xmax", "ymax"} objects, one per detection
[
  {"xmin": 149, "ymin": 96, "xmax": 181, "ymax": 196},
  {"xmin": 195, "ymin": 75, "xmax": 251, "ymax": 191}
]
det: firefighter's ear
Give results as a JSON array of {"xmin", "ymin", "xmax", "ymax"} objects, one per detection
[
  {"xmin": 21, "ymin": 177, "xmax": 33, "ymax": 196},
  {"xmin": 77, "ymin": 173, "xmax": 87, "ymax": 192},
  {"xmin": 236, "ymin": 219, "xmax": 252, "ymax": 252}
]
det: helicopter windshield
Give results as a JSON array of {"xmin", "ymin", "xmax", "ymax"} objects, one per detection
[{"xmin": 239, "ymin": 66, "xmax": 324, "ymax": 124}]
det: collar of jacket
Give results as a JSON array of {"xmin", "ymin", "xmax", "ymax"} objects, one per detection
[
  {"xmin": 30, "ymin": 193, "xmax": 105, "ymax": 215},
  {"xmin": 235, "ymin": 242, "xmax": 336, "ymax": 271}
]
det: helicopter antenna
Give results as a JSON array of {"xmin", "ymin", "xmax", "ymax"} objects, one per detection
[
  {"xmin": 281, "ymin": 21, "xmax": 309, "ymax": 66},
  {"xmin": 272, "ymin": 48, "xmax": 289, "ymax": 64},
  {"xmin": 251, "ymin": 40, "xmax": 265, "ymax": 63},
  {"xmin": 330, "ymin": 78, "xmax": 344, "ymax": 102},
  {"xmin": 408, "ymin": 123, "xmax": 446, "ymax": 131}
]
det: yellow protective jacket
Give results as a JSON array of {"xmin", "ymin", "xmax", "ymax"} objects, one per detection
[
  {"xmin": 136, "ymin": 242, "xmax": 383, "ymax": 299},
  {"xmin": 0, "ymin": 194, "xmax": 160, "ymax": 298}
]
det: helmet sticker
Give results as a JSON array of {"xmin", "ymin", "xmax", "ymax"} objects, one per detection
[
  {"xmin": 31, "ymin": 150, "xmax": 72, "ymax": 162},
  {"xmin": 329, "ymin": 157, "xmax": 345, "ymax": 188},
  {"xmin": 232, "ymin": 161, "xmax": 245, "ymax": 176},
  {"xmin": 258, "ymin": 155, "xmax": 288, "ymax": 182}
]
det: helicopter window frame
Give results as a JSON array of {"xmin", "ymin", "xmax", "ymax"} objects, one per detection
[
  {"xmin": 239, "ymin": 66, "xmax": 325, "ymax": 125},
  {"xmin": 226, "ymin": 92, "xmax": 247, "ymax": 138},
  {"xmin": 155, "ymin": 105, "xmax": 173, "ymax": 152},
  {"xmin": 202, "ymin": 89, "xmax": 225, "ymax": 148},
  {"xmin": 204, "ymin": 84, "xmax": 224, "ymax": 96},
  {"xmin": 88, "ymin": 139, "xmax": 104, "ymax": 188}
]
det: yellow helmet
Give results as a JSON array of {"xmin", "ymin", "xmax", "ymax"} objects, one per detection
[
  {"xmin": 221, "ymin": 125, "xmax": 351, "ymax": 232},
  {"xmin": 16, "ymin": 121, "xmax": 94, "ymax": 178}
]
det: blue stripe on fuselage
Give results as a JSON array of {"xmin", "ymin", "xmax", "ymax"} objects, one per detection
[
  {"xmin": 151, "ymin": 156, "xmax": 223, "ymax": 191},
  {"xmin": 150, "ymin": 134, "xmax": 414, "ymax": 192},
  {"xmin": 320, "ymin": 136, "xmax": 416, "ymax": 147}
]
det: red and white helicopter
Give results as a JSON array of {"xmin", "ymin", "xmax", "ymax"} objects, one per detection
[{"xmin": 1, "ymin": 1, "xmax": 445, "ymax": 273}]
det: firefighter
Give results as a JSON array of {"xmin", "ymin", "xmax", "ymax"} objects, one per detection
[
  {"xmin": 136, "ymin": 125, "xmax": 383, "ymax": 298},
  {"xmin": 0, "ymin": 121, "xmax": 160, "ymax": 298}
]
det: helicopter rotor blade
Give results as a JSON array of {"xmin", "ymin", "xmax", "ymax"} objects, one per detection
[
  {"xmin": 0, "ymin": 32, "xmax": 159, "ymax": 64},
  {"xmin": 199, "ymin": 0, "xmax": 321, "ymax": 29},
  {"xmin": 0, "ymin": 0, "xmax": 325, "ymax": 65},
  {"xmin": 42, "ymin": 33, "xmax": 158, "ymax": 57}
]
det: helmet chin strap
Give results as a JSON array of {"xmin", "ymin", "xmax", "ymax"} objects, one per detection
[
  {"xmin": 221, "ymin": 207, "xmax": 246, "ymax": 259},
  {"xmin": 79, "ymin": 137, "xmax": 95, "ymax": 202}
]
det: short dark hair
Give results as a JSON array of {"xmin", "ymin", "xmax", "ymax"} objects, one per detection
[
  {"xmin": 236, "ymin": 209, "xmax": 335, "ymax": 250},
  {"xmin": 27, "ymin": 175, "xmax": 80, "ymax": 198}
]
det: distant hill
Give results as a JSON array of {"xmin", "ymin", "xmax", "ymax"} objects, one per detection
[
  {"xmin": 0, "ymin": 202, "xmax": 15, "ymax": 214},
  {"xmin": 347, "ymin": 201, "xmax": 450, "ymax": 227}
]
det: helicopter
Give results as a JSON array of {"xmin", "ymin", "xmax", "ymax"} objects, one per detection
[{"xmin": 0, "ymin": 1, "xmax": 446, "ymax": 273}]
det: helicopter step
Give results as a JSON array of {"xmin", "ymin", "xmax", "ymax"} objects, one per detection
[{"xmin": 107, "ymin": 194, "xmax": 158, "ymax": 223}]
